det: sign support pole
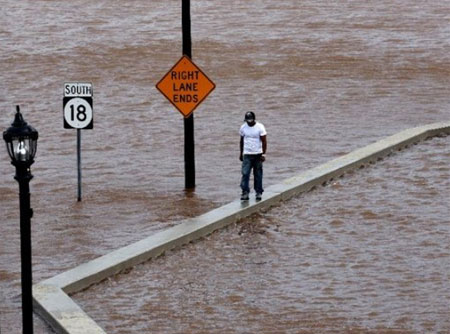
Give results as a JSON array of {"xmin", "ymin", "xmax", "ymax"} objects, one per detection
[
  {"xmin": 64, "ymin": 82, "xmax": 92, "ymax": 201},
  {"xmin": 182, "ymin": 0, "xmax": 195, "ymax": 189},
  {"xmin": 77, "ymin": 129, "xmax": 82, "ymax": 201}
]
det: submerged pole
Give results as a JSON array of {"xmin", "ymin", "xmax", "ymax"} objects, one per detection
[{"xmin": 182, "ymin": 0, "xmax": 195, "ymax": 189}]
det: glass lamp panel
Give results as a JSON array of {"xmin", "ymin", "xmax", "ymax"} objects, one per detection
[
  {"xmin": 12, "ymin": 138, "xmax": 31, "ymax": 162},
  {"xmin": 5, "ymin": 141, "xmax": 15, "ymax": 161},
  {"xmin": 30, "ymin": 138, "xmax": 37, "ymax": 159}
]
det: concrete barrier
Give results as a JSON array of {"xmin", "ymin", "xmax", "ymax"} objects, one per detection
[{"xmin": 33, "ymin": 122, "xmax": 450, "ymax": 334}]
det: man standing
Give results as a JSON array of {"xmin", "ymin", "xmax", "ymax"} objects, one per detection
[{"xmin": 239, "ymin": 111, "xmax": 267, "ymax": 201}]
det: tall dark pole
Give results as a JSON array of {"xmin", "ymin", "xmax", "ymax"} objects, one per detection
[
  {"xmin": 16, "ymin": 165, "xmax": 34, "ymax": 334},
  {"xmin": 182, "ymin": 0, "xmax": 195, "ymax": 189},
  {"xmin": 3, "ymin": 108, "xmax": 37, "ymax": 334},
  {"xmin": 77, "ymin": 129, "xmax": 82, "ymax": 201}
]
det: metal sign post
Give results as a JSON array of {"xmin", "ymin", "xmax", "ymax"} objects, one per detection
[
  {"xmin": 156, "ymin": 1, "xmax": 215, "ymax": 190},
  {"xmin": 77, "ymin": 129, "xmax": 82, "ymax": 201},
  {"xmin": 182, "ymin": 0, "xmax": 195, "ymax": 189},
  {"xmin": 63, "ymin": 82, "xmax": 93, "ymax": 201},
  {"xmin": 156, "ymin": 55, "xmax": 215, "ymax": 190}
]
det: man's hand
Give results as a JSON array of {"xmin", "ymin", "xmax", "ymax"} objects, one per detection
[
  {"xmin": 261, "ymin": 155, "xmax": 266, "ymax": 162},
  {"xmin": 239, "ymin": 153, "xmax": 243, "ymax": 161}
]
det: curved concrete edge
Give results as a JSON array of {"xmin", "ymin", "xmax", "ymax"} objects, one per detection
[
  {"xmin": 33, "ymin": 284, "xmax": 105, "ymax": 334},
  {"xmin": 33, "ymin": 121, "xmax": 450, "ymax": 334},
  {"xmin": 41, "ymin": 191, "xmax": 283, "ymax": 294},
  {"xmin": 270, "ymin": 122, "xmax": 450, "ymax": 200}
]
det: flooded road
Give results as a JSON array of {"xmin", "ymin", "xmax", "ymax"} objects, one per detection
[
  {"xmin": 0, "ymin": 0, "xmax": 449, "ymax": 332},
  {"xmin": 75, "ymin": 136, "xmax": 450, "ymax": 333}
]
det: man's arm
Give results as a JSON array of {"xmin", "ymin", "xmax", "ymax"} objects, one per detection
[
  {"xmin": 260, "ymin": 135, "xmax": 267, "ymax": 161},
  {"xmin": 240, "ymin": 136, "xmax": 244, "ymax": 161},
  {"xmin": 261, "ymin": 135, "xmax": 267, "ymax": 154}
]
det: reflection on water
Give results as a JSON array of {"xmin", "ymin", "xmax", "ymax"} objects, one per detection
[{"xmin": 0, "ymin": 0, "xmax": 449, "ymax": 332}]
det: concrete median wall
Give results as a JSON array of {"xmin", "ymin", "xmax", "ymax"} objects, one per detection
[{"xmin": 33, "ymin": 121, "xmax": 450, "ymax": 334}]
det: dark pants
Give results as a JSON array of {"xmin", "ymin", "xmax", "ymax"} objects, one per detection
[{"xmin": 240, "ymin": 154, "xmax": 263, "ymax": 194}]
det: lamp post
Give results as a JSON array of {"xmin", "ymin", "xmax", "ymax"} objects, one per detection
[{"xmin": 3, "ymin": 106, "xmax": 38, "ymax": 334}]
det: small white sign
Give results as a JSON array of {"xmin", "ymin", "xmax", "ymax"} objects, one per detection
[
  {"xmin": 64, "ymin": 97, "xmax": 93, "ymax": 129},
  {"xmin": 63, "ymin": 82, "xmax": 93, "ymax": 129},
  {"xmin": 64, "ymin": 82, "xmax": 93, "ymax": 97}
]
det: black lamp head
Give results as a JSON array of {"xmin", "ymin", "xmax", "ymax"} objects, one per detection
[{"xmin": 3, "ymin": 106, "xmax": 39, "ymax": 166}]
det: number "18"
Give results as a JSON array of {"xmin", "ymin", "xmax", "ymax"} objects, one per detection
[
  {"xmin": 70, "ymin": 104, "xmax": 87, "ymax": 122},
  {"xmin": 64, "ymin": 97, "xmax": 92, "ymax": 129}
]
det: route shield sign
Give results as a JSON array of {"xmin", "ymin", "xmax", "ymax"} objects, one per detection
[
  {"xmin": 156, "ymin": 56, "xmax": 215, "ymax": 118},
  {"xmin": 63, "ymin": 82, "xmax": 93, "ymax": 129}
]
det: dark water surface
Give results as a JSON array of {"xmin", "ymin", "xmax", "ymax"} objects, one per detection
[{"xmin": 1, "ymin": 0, "xmax": 449, "ymax": 332}]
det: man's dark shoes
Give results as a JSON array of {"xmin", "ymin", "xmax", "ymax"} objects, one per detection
[
  {"xmin": 240, "ymin": 192, "xmax": 249, "ymax": 201},
  {"xmin": 256, "ymin": 193, "xmax": 262, "ymax": 201}
]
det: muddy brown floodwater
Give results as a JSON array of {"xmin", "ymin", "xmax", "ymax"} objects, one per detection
[
  {"xmin": 75, "ymin": 136, "xmax": 450, "ymax": 333},
  {"xmin": 0, "ymin": 0, "xmax": 449, "ymax": 333}
]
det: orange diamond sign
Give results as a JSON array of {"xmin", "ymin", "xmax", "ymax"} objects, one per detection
[{"xmin": 156, "ymin": 56, "xmax": 216, "ymax": 118}]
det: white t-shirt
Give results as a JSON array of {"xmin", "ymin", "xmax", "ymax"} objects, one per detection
[{"xmin": 240, "ymin": 122, "xmax": 267, "ymax": 154}]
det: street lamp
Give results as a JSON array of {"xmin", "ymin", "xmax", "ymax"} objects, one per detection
[{"xmin": 3, "ymin": 106, "xmax": 38, "ymax": 334}]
